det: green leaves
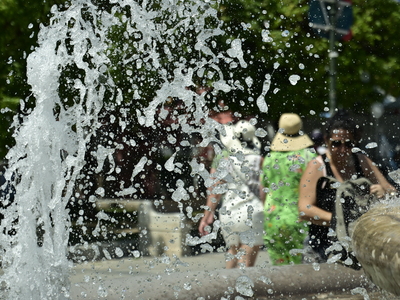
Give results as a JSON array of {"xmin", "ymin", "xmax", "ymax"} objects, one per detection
[{"xmin": 1, "ymin": 0, "xmax": 400, "ymax": 161}]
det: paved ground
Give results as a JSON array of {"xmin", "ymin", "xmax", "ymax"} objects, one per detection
[
  {"xmin": 70, "ymin": 250, "xmax": 270, "ymax": 293},
  {"xmin": 69, "ymin": 250, "xmax": 271, "ymax": 299},
  {"xmin": 0, "ymin": 249, "xmax": 391, "ymax": 299},
  {"xmin": 71, "ymin": 249, "xmax": 271, "ymax": 280},
  {"xmin": 70, "ymin": 251, "xmax": 393, "ymax": 300}
]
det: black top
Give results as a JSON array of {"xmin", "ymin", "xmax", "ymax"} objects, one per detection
[{"xmin": 308, "ymin": 153, "xmax": 365, "ymax": 256}]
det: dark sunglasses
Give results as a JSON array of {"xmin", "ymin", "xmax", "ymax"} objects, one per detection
[{"xmin": 331, "ymin": 140, "xmax": 354, "ymax": 148}]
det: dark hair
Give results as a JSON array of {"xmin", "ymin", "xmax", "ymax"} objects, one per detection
[{"xmin": 325, "ymin": 110, "xmax": 362, "ymax": 144}]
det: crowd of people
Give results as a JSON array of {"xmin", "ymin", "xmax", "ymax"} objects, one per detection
[{"xmin": 198, "ymin": 110, "xmax": 398, "ymax": 268}]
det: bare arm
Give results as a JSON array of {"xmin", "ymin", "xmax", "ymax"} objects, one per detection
[
  {"xmin": 298, "ymin": 158, "xmax": 332, "ymax": 226},
  {"xmin": 259, "ymin": 157, "xmax": 266, "ymax": 205},
  {"xmin": 359, "ymin": 154, "xmax": 397, "ymax": 197},
  {"xmin": 198, "ymin": 167, "xmax": 223, "ymax": 236}
]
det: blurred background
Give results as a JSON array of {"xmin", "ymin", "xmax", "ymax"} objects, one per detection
[{"xmin": 1, "ymin": 0, "xmax": 400, "ymax": 256}]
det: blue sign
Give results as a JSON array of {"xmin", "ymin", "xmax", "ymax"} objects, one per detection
[{"xmin": 309, "ymin": 0, "xmax": 353, "ymax": 41}]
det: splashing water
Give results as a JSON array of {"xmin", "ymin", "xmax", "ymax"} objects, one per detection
[{"xmin": 0, "ymin": 0, "xmax": 253, "ymax": 298}]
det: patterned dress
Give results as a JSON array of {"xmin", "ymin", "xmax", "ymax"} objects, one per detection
[
  {"xmin": 212, "ymin": 150, "xmax": 264, "ymax": 247},
  {"xmin": 261, "ymin": 148, "xmax": 316, "ymax": 264}
]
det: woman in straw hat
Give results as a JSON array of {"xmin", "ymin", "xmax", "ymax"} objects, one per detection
[
  {"xmin": 198, "ymin": 120, "xmax": 264, "ymax": 268},
  {"xmin": 260, "ymin": 113, "xmax": 317, "ymax": 265}
]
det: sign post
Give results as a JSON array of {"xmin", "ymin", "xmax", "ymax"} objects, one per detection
[
  {"xmin": 328, "ymin": 2, "xmax": 338, "ymax": 114},
  {"xmin": 309, "ymin": 0, "xmax": 353, "ymax": 115}
]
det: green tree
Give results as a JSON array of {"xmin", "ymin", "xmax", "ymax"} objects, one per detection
[
  {"xmin": 215, "ymin": 0, "xmax": 400, "ymax": 121},
  {"xmin": 1, "ymin": 0, "xmax": 400, "ymax": 161},
  {"xmin": 0, "ymin": 0, "xmax": 66, "ymax": 160}
]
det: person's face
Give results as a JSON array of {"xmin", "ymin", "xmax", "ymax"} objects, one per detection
[{"xmin": 327, "ymin": 129, "xmax": 355, "ymax": 160}]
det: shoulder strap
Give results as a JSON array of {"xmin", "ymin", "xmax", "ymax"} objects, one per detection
[
  {"xmin": 229, "ymin": 154, "xmax": 261, "ymax": 200},
  {"xmin": 352, "ymin": 153, "xmax": 364, "ymax": 177},
  {"xmin": 322, "ymin": 154, "xmax": 334, "ymax": 177}
]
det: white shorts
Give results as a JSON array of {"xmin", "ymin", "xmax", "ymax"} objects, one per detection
[{"xmin": 219, "ymin": 197, "xmax": 264, "ymax": 247}]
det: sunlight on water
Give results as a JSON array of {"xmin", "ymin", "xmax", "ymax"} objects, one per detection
[{"xmin": 0, "ymin": 0, "xmax": 256, "ymax": 298}]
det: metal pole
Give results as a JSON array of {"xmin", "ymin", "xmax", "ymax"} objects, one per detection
[{"xmin": 328, "ymin": 1, "xmax": 338, "ymax": 115}]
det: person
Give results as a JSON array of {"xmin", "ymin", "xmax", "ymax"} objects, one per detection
[
  {"xmin": 298, "ymin": 110, "xmax": 397, "ymax": 263},
  {"xmin": 260, "ymin": 113, "xmax": 317, "ymax": 265},
  {"xmin": 311, "ymin": 128, "xmax": 327, "ymax": 155},
  {"xmin": 198, "ymin": 120, "xmax": 264, "ymax": 268}
]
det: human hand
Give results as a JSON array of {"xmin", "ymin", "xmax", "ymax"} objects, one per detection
[
  {"xmin": 370, "ymin": 184, "xmax": 385, "ymax": 198},
  {"xmin": 198, "ymin": 217, "xmax": 213, "ymax": 236}
]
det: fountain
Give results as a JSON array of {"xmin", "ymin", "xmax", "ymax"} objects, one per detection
[
  {"xmin": 0, "ymin": 0, "xmax": 247, "ymax": 298},
  {"xmin": 353, "ymin": 200, "xmax": 400, "ymax": 296},
  {"xmin": 0, "ymin": 0, "xmax": 397, "ymax": 299}
]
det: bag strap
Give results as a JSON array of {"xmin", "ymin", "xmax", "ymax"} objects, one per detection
[
  {"xmin": 228, "ymin": 154, "xmax": 261, "ymax": 200},
  {"xmin": 321, "ymin": 154, "xmax": 334, "ymax": 177}
]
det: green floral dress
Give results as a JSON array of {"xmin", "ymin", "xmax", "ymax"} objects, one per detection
[{"xmin": 261, "ymin": 148, "xmax": 316, "ymax": 265}]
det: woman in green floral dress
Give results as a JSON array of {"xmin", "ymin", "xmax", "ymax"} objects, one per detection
[{"xmin": 260, "ymin": 113, "xmax": 316, "ymax": 265}]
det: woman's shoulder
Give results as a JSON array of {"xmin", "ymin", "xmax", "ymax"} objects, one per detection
[
  {"xmin": 306, "ymin": 154, "xmax": 325, "ymax": 171},
  {"xmin": 354, "ymin": 152, "xmax": 376, "ymax": 169}
]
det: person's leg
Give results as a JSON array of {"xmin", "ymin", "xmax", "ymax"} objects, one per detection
[
  {"xmin": 226, "ymin": 245, "xmax": 239, "ymax": 269},
  {"xmin": 236, "ymin": 244, "xmax": 260, "ymax": 267}
]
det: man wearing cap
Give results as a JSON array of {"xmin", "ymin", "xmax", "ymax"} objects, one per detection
[{"xmin": 260, "ymin": 113, "xmax": 316, "ymax": 265}]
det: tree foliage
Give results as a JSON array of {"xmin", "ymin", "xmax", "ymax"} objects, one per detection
[
  {"xmin": 1, "ymin": 0, "xmax": 400, "ymax": 160},
  {"xmin": 0, "ymin": 0, "xmax": 66, "ymax": 159},
  {"xmin": 215, "ymin": 0, "xmax": 400, "ymax": 121}
]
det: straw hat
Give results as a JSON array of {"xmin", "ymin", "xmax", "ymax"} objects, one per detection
[
  {"xmin": 220, "ymin": 120, "xmax": 261, "ymax": 155},
  {"xmin": 270, "ymin": 113, "xmax": 313, "ymax": 151}
]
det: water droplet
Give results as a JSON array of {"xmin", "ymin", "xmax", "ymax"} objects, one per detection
[
  {"xmin": 289, "ymin": 164, "xmax": 300, "ymax": 172},
  {"xmin": 289, "ymin": 74, "xmax": 301, "ymax": 85},
  {"xmin": 344, "ymin": 257, "xmax": 354, "ymax": 265},
  {"xmin": 312, "ymin": 262, "xmax": 320, "ymax": 271},
  {"xmin": 351, "ymin": 287, "xmax": 370, "ymax": 298},
  {"xmin": 245, "ymin": 76, "xmax": 253, "ymax": 87},
  {"xmin": 97, "ymin": 285, "xmax": 108, "ymax": 297},
  {"xmin": 365, "ymin": 142, "xmax": 377, "ymax": 149},
  {"xmin": 299, "ymin": 63, "xmax": 305, "ymax": 69},
  {"xmin": 102, "ymin": 249, "xmax": 112, "ymax": 260},
  {"xmin": 261, "ymin": 29, "xmax": 273, "ymax": 42},
  {"xmin": 330, "ymin": 182, "xmax": 340, "ymax": 189},
  {"xmin": 327, "ymin": 253, "xmax": 342, "ymax": 264},
  {"xmin": 255, "ymin": 128, "xmax": 268, "ymax": 138},
  {"xmin": 258, "ymin": 276, "xmax": 272, "ymax": 284},
  {"xmin": 245, "ymin": 219, "xmax": 253, "ymax": 227},
  {"xmin": 95, "ymin": 187, "xmax": 105, "ymax": 197},
  {"xmin": 235, "ymin": 275, "xmax": 254, "ymax": 297},
  {"xmin": 281, "ymin": 30, "xmax": 290, "ymax": 37},
  {"xmin": 256, "ymin": 96, "xmax": 268, "ymax": 113},
  {"xmin": 389, "ymin": 170, "xmax": 400, "ymax": 183},
  {"xmin": 115, "ymin": 247, "xmax": 124, "ymax": 258}
]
